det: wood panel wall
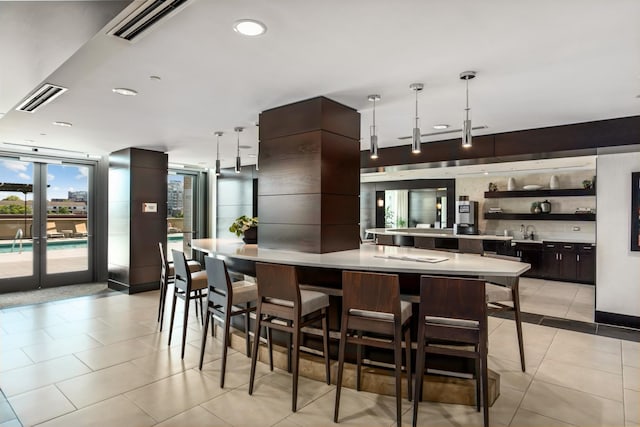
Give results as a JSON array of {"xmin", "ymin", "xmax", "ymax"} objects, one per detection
[
  {"xmin": 258, "ymin": 97, "xmax": 360, "ymax": 253},
  {"xmin": 108, "ymin": 148, "xmax": 167, "ymax": 294}
]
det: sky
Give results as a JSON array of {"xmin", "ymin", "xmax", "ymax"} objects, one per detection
[{"xmin": 0, "ymin": 159, "xmax": 88, "ymax": 201}]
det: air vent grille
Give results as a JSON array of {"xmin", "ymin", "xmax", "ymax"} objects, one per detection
[
  {"xmin": 108, "ymin": 0, "xmax": 190, "ymax": 42},
  {"xmin": 15, "ymin": 83, "xmax": 68, "ymax": 113}
]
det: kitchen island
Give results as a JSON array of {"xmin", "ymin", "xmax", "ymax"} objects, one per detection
[{"xmin": 191, "ymin": 238, "xmax": 530, "ymax": 295}]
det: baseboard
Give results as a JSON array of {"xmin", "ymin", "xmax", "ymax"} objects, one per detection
[
  {"xmin": 595, "ymin": 310, "xmax": 640, "ymax": 330},
  {"xmin": 107, "ymin": 279, "xmax": 159, "ymax": 295}
]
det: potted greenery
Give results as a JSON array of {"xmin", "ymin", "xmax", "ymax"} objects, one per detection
[{"xmin": 229, "ymin": 215, "xmax": 258, "ymax": 243}]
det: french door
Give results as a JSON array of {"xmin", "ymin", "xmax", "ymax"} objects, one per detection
[{"xmin": 0, "ymin": 156, "xmax": 94, "ymax": 293}]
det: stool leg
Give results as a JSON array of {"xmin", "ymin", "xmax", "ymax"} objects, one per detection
[
  {"xmin": 286, "ymin": 320, "xmax": 292, "ymax": 373},
  {"xmin": 249, "ymin": 304, "xmax": 263, "ymax": 396},
  {"xmin": 291, "ymin": 323, "xmax": 300, "ymax": 412},
  {"xmin": 404, "ymin": 325, "xmax": 412, "ymax": 402},
  {"xmin": 199, "ymin": 309, "xmax": 210, "ymax": 370},
  {"xmin": 220, "ymin": 304, "xmax": 232, "ymax": 388},
  {"xmin": 412, "ymin": 328, "xmax": 426, "ymax": 427},
  {"xmin": 482, "ymin": 347, "xmax": 489, "ymax": 427},
  {"xmin": 167, "ymin": 288, "xmax": 178, "ymax": 347},
  {"xmin": 181, "ymin": 293, "xmax": 190, "ymax": 359},
  {"xmin": 321, "ymin": 308, "xmax": 330, "ymax": 385},
  {"xmin": 475, "ymin": 350, "xmax": 481, "ymax": 412},
  {"xmin": 513, "ymin": 286, "xmax": 526, "ymax": 372},
  {"xmin": 334, "ymin": 314, "xmax": 348, "ymax": 423},
  {"xmin": 267, "ymin": 326, "xmax": 274, "ymax": 371},
  {"xmin": 356, "ymin": 331, "xmax": 363, "ymax": 391},
  {"xmin": 394, "ymin": 324, "xmax": 402, "ymax": 427},
  {"xmin": 244, "ymin": 303, "xmax": 251, "ymax": 357}
]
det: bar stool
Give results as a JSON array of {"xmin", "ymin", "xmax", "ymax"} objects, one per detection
[
  {"xmin": 248, "ymin": 262, "xmax": 330, "ymax": 412},
  {"xmin": 412, "ymin": 275, "xmax": 489, "ymax": 427},
  {"xmin": 168, "ymin": 249, "xmax": 207, "ymax": 359},
  {"xmin": 198, "ymin": 256, "xmax": 258, "ymax": 388},
  {"xmin": 157, "ymin": 242, "xmax": 201, "ymax": 331},
  {"xmin": 482, "ymin": 253, "xmax": 525, "ymax": 371},
  {"xmin": 334, "ymin": 271, "xmax": 412, "ymax": 427}
]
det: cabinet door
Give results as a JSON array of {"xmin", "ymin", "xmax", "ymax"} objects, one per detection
[
  {"xmin": 541, "ymin": 250, "xmax": 559, "ymax": 279},
  {"xmin": 576, "ymin": 249, "xmax": 596, "ymax": 284},
  {"xmin": 558, "ymin": 250, "xmax": 577, "ymax": 281},
  {"xmin": 517, "ymin": 245, "xmax": 543, "ymax": 277}
]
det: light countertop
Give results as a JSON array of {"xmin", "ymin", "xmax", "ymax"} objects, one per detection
[
  {"xmin": 365, "ymin": 228, "xmax": 513, "ymax": 241},
  {"xmin": 191, "ymin": 238, "xmax": 530, "ymax": 278}
]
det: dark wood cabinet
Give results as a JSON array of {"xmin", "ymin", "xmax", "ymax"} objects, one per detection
[
  {"xmin": 542, "ymin": 241, "xmax": 595, "ymax": 285},
  {"xmin": 513, "ymin": 242, "xmax": 543, "ymax": 278}
]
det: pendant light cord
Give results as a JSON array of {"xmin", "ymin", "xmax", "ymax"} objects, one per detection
[{"xmin": 415, "ymin": 88, "xmax": 419, "ymax": 128}]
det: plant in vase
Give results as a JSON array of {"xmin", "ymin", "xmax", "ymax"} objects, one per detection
[{"xmin": 229, "ymin": 215, "xmax": 258, "ymax": 243}]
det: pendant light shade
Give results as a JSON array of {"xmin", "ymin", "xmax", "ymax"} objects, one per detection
[
  {"xmin": 368, "ymin": 94, "xmax": 380, "ymax": 159},
  {"xmin": 460, "ymin": 71, "xmax": 476, "ymax": 148},
  {"xmin": 410, "ymin": 83, "xmax": 424, "ymax": 154},
  {"xmin": 214, "ymin": 131, "xmax": 223, "ymax": 176},
  {"xmin": 234, "ymin": 126, "xmax": 243, "ymax": 173}
]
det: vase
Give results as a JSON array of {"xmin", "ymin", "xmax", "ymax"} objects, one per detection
[
  {"xmin": 507, "ymin": 177, "xmax": 516, "ymax": 191},
  {"xmin": 242, "ymin": 226, "xmax": 257, "ymax": 244},
  {"xmin": 550, "ymin": 175, "xmax": 559, "ymax": 189}
]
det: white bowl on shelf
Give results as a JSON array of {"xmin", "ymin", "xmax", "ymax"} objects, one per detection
[{"xmin": 523, "ymin": 185, "xmax": 543, "ymax": 190}]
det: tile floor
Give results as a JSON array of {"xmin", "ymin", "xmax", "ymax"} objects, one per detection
[
  {"xmin": 518, "ymin": 277, "xmax": 594, "ymax": 322},
  {"xmin": 0, "ymin": 287, "xmax": 637, "ymax": 427}
]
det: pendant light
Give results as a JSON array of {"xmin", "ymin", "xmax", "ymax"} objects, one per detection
[
  {"xmin": 214, "ymin": 131, "xmax": 223, "ymax": 176},
  {"xmin": 255, "ymin": 122, "xmax": 260, "ymax": 171},
  {"xmin": 460, "ymin": 71, "xmax": 476, "ymax": 148},
  {"xmin": 234, "ymin": 126, "xmax": 243, "ymax": 173},
  {"xmin": 409, "ymin": 83, "xmax": 424, "ymax": 154},
  {"xmin": 368, "ymin": 94, "xmax": 380, "ymax": 159}
]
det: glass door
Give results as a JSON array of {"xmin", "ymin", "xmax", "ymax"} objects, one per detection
[
  {"xmin": 167, "ymin": 171, "xmax": 204, "ymax": 261},
  {"xmin": 0, "ymin": 156, "xmax": 93, "ymax": 293}
]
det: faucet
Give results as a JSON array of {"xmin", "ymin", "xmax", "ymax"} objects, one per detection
[{"xmin": 526, "ymin": 225, "xmax": 536, "ymax": 240}]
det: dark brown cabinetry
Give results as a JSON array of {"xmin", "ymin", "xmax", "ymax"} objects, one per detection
[
  {"xmin": 513, "ymin": 242, "xmax": 543, "ymax": 278},
  {"xmin": 542, "ymin": 242, "xmax": 595, "ymax": 284}
]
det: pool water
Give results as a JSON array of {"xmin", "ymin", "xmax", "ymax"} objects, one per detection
[{"xmin": 0, "ymin": 240, "xmax": 88, "ymax": 254}]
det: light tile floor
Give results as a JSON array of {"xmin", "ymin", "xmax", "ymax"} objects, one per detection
[
  {"xmin": 0, "ymin": 288, "xmax": 637, "ymax": 427},
  {"xmin": 518, "ymin": 277, "xmax": 594, "ymax": 322}
]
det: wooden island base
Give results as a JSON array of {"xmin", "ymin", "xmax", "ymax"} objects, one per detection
[{"xmin": 219, "ymin": 324, "xmax": 500, "ymax": 406}]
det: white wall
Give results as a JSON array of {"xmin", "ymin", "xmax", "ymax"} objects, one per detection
[
  {"xmin": 596, "ymin": 152, "xmax": 640, "ymax": 317},
  {"xmin": 456, "ymin": 170, "xmax": 596, "ymax": 241}
]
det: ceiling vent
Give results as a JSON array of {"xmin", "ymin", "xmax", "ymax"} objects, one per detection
[
  {"xmin": 108, "ymin": 0, "xmax": 191, "ymax": 42},
  {"xmin": 15, "ymin": 83, "xmax": 68, "ymax": 113}
]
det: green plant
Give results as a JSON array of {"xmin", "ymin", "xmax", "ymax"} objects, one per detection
[
  {"xmin": 229, "ymin": 215, "xmax": 258, "ymax": 237},
  {"xmin": 384, "ymin": 207, "xmax": 395, "ymax": 228}
]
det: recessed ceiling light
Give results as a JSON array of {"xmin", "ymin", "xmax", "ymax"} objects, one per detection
[
  {"xmin": 233, "ymin": 19, "xmax": 267, "ymax": 36},
  {"xmin": 433, "ymin": 124, "xmax": 449, "ymax": 130},
  {"xmin": 52, "ymin": 121, "xmax": 72, "ymax": 127},
  {"xmin": 40, "ymin": 133, "xmax": 46, "ymax": 136},
  {"xmin": 112, "ymin": 88, "xmax": 138, "ymax": 96},
  {"xmin": 149, "ymin": 75, "xmax": 161, "ymax": 81},
  {"xmin": 483, "ymin": 171, "xmax": 489, "ymax": 175}
]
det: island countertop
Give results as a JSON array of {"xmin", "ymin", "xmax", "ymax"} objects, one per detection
[
  {"xmin": 191, "ymin": 238, "xmax": 530, "ymax": 278},
  {"xmin": 365, "ymin": 228, "xmax": 513, "ymax": 241}
]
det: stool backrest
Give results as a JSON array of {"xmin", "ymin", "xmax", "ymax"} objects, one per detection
[
  {"xmin": 342, "ymin": 271, "xmax": 401, "ymax": 319},
  {"xmin": 204, "ymin": 256, "xmax": 232, "ymax": 307},
  {"xmin": 419, "ymin": 275, "xmax": 486, "ymax": 323},
  {"xmin": 255, "ymin": 262, "xmax": 300, "ymax": 306},
  {"xmin": 171, "ymin": 249, "xmax": 191, "ymax": 291},
  {"xmin": 158, "ymin": 242, "xmax": 168, "ymax": 269}
]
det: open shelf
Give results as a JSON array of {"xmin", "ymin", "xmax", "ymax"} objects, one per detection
[
  {"xmin": 484, "ymin": 188, "xmax": 596, "ymax": 198},
  {"xmin": 484, "ymin": 212, "xmax": 596, "ymax": 221}
]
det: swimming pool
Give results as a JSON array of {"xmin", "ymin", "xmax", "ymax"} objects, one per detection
[{"xmin": 0, "ymin": 240, "xmax": 88, "ymax": 254}]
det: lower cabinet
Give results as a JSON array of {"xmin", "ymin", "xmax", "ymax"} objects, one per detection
[
  {"xmin": 542, "ymin": 242, "xmax": 595, "ymax": 285},
  {"xmin": 514, "ymin": 243, "xmax": 543, "ymax": 278}
]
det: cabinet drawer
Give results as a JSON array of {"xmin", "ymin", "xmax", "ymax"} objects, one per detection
[
  {"xmin": 578, "ymin": 244, "xmax": 596, "ymax": 252},
  {"xmin": 543, "ymin": 242, "xmax": 561, "ymax": 251},
  {"xmin": 560, "ymin": 243, "xmax": 576, "ymax": 251}
]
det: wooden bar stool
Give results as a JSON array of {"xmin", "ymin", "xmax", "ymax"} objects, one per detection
[
  {"xmin": 482, "ymin": 253, "xmax": 526, "ymax": 372},
  {"xmin": 334, "ymin": 271, "xmax": 412, "ymax": 427},
  {"xmin": 248, "ymin": 262, "xmax": 330, "ymax": 412},
  {"xmin": 157, "ymin": 242, "xmax": 201, "ymax": 331},
  {"xmin": 199, "ymin": 256, "xmax": 258, "ymax": 388},
  {"xmin": 168, "ymin": 249, "xmax": 207, "ymax": 359},
  {"xmin": 412, "ymin": 275, "xmax": 489, "ymax": 427}
]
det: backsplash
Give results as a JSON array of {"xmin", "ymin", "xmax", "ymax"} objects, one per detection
[{"xmin": 456, "ymin": 170, "xmax": 596, "ymax": 243}]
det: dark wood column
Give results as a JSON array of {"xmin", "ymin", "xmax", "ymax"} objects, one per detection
[
  {"xmin": 258, "ymin": 96, "xmax": 360, "ymax": 253},
  {"xmin": 108, "ymin": 147, "xmax": 167, "ymax": 294}
]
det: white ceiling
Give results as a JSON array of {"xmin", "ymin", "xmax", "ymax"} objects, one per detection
[{"xmin": 0, "ymin": 0, "xmax": 639, "ymax": 170}]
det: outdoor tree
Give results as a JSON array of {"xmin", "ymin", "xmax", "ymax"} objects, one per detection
[{"xmin": 2, "ymin": 195, "xmax": 21, "ymax": 201}]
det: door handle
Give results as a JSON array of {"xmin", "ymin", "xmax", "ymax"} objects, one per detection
[{"xmin": 577, "ymin": 254, "xmax": 580, "ymax": 262}]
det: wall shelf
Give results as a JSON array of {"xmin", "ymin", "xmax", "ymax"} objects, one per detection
[
  {"xmin": 484, "ymin": 212, "xmax": 596, "ymax": 221},
  {"xmin": 484, "ymin": 188, "xmax": 596, "ymax": 198}
]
